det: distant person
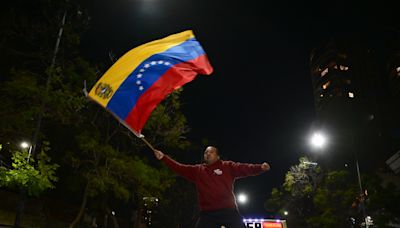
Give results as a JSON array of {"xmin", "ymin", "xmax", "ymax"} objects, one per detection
[{"xmin": 153, "ymin": 146, "xmax": 270, "ymax": 228}]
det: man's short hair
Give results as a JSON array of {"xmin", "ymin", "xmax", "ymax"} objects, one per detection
[
  {"xmin": 211, "ymin": 146, "xmax": 219, "ymax": 155},
  {"xmin": 205, "ymin": 146, "xmax": 219, "ymax": 155}
]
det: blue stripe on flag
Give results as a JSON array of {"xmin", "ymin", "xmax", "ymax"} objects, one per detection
[{"xmin": 106, "ymin": 38, "xmax": 205, "ymax": 120}]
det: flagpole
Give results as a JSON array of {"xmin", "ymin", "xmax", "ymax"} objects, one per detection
[
  {"xmin": 83, "ymin": 98, "xmax": 158, "ymax": 152},
  {"xmin": 139, "ymin": 136, "xmax": 156, "ymax": 152}
]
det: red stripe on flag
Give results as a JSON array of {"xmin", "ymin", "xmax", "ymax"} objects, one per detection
[{"xmin": 125, "ymin": 54, "xmax": 213, "ymax": 133}]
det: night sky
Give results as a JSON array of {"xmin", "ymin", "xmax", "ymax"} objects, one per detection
[{"xmin": 81, "ymin": 0, "xmax": 398, "ymax": 216}]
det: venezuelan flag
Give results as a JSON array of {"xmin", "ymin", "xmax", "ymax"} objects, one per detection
[{"xmin": 88, "ymin": 30, "xmax": 213, "ymax": 135}]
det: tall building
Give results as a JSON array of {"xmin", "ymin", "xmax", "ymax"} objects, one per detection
[
  {"xmin": 310, "ymin": 42, "xmax": 354, "ymax": 114},
  {"xmin": 309, "ymin": 39, "xmax": 400, "ymax": 171},
  {"xmin": 310, "ymin": 42, "xmax": 359, "ymax": 132}
]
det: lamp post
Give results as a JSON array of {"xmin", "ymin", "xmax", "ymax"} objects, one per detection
[
  {"xmin": 309, "ymin": 131, "xmax": 369, "ymax": 227},
  {"xmin": 352, "ymin": 139, "xmax": 369, "ymax": 228}
]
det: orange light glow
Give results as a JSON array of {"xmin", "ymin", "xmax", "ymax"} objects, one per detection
[{"xmin": 263, "ymin": 222, "xmax": 283, "ymax": 228}]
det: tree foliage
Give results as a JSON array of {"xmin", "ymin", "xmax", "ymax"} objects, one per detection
[
  {"xmin": 307, "ymin": 170, "xmax": 358, "ymax": 227},
  {"xmin": 64, "ymin": 88, "xmax": 191, "ymax": 226},
  {"xmin": 266, "ymin": 156, "xmax": 400, "ymax": 227},
  {"xmin": 0, "ymin": 0, "xmax": 194, "ymax": 226},
  {"xmin": 66, "ymin": 130, "xmax": 175, "ymax": 202},
  {"xmin": 283, "ymin": 157, "xmax": 322, "ymax": 197},
  {"xmin": 0, "ymin": 142, "xmax": 59, "ymax": 197}
]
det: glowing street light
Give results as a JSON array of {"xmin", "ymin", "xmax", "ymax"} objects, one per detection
[
  {"xmin": 20, "ymin": 142, "xmax": 30, "ymax": 149},
  {"xmin": 309, "ymin": 132, "xmax": 327, "ymax": 149},
  {"xmin": 237, "ymin": 193, "xmax": 248, "ymax": 204},
  {"xmin": 19, "ymin": 141, "xmax": 32, "ymax": 162},
  {"xmin": 283, "ymin": 211, "xmax": 289, "ymax": 216}
]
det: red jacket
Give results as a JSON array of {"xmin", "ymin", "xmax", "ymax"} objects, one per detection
[{"xmin": 161, "ymin": 155, "xmax": 265, "ymax": 211}]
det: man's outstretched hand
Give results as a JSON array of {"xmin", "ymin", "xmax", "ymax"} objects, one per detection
[
  {"xmin": 261, "ymin": 162, "xmax": 270, "ymax": 171},
  {"xmin": 154, "ymin": 149, "xmax": 164, "ymax": 160}
]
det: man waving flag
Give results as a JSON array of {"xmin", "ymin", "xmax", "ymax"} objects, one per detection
[{"xmin": 88, "ymin": 30, "xmax": 213, "ymax": 136}]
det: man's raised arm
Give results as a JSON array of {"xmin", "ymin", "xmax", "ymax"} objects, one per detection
[
  {"xmin": 154, "ymin": 150, "xmax": 199, "ymax": 182},
  {"xmin": 228, "ymin": 161, "xmax": 270, "ymax": 178}
]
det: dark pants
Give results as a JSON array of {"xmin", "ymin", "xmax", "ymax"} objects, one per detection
[{"xmin": 195, "ymin": 208, "xmax": 245, "ymax": 228}]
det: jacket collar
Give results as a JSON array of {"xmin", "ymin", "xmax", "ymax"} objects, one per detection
[{"xmin": 205, "ymin": 159, "xmax": 222, "ymax": 168}]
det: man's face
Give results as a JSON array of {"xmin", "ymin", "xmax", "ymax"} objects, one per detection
[{"xmin": 203, "ymin": 146, "xmax": 219, "ymax": 165}]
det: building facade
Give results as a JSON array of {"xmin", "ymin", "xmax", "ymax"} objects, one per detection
[{"xmin": 309, "ymin": 40, "xmax": 400, "ymax": 171}]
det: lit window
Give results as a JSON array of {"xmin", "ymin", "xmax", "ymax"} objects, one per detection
[
  {"xmin": 348, "ymin": 92, "xmax": 354, "ymax": 98},
  {"xmin": 322, "ymin": 81, "xmax": 331, "ymax": 90},
  {"xmin": 340, "ymin": 65, "xmax": 349, "ymax": 71},
  {"xmin": 396, "ymin": 66, "xmax": 400, "ymax": 72},
  {"xmin": 334, "ymin": 65, "xmax": 338, "ymax": 69},
  {"xmin": 321, "ymin": 68, "xmax": 328, "ymax": 77},
  {"xmin": 320, "ymin": 94, "xmax": 324, "ymax": 97}
]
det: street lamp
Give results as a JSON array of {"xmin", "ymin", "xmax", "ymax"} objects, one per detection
[
  {"xmin": 283, "ymin": 211, "xmax": 289, "ymax": 216},
  {"xmin": 309, "ymin": 132, "xmax": 327, "ymax": 149},
  {"xmin": 308, "ymin": 131, "xmax": 369, "ymax": 227},
  {"xmin": 237, "ymin": 193, "xmax": 248, "ymax": 204},
  {"xmin": 20, "ymin": 142, "xmax": 30, "ymax": 149}
]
